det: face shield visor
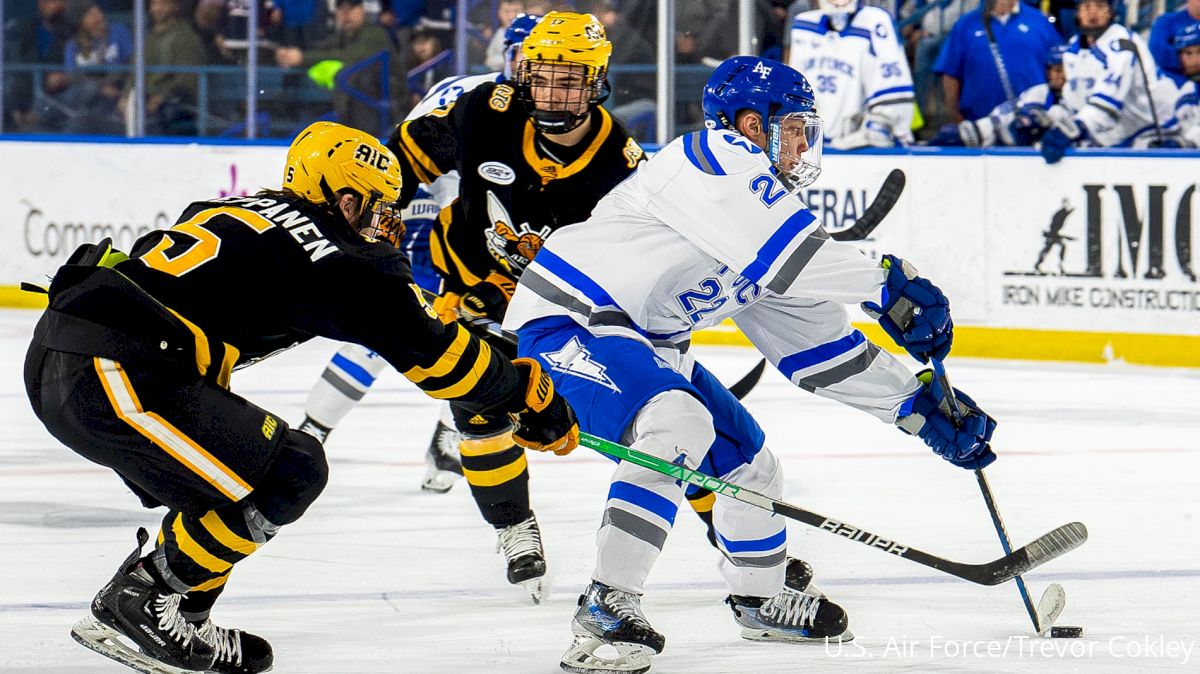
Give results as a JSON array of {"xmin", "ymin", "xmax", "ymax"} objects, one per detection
[
  {"xmin": 768, "ymin": 111, "xmax": 823, "ymax": 190},
  {"xmin": 357, "ymin": 190, "xmax": 405, "ymax": 247}
]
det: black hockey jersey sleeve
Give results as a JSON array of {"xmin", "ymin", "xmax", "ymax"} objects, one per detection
[
  {"xmin": 297, "ymin": 248, "xmax": 522, "ymax": 416},
  {"xmin": 386, "ymin": 94, "xmax": 471, "ymax": 206}
]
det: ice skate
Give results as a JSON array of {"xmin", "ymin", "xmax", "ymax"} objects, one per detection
[
  {"xmin": 193, "ymin": 619, "xmax": 274, "ymax": 674},
  {"xmin": 496, "ymin": 516, "xmax": 546, "ymax": 603},
  {"xmin": 296, "ymin": 416, "xmax": 331, "ymax": 444},
  {"xmin": 420, "ymin": 419, "xmax": 463, "ymax": 493},
  {"xmin": 727, "ymin": 588, "xmax": 851, "ymax": 643},
  {"xmin": 71, "ymin": 530, "xmax": 215, "ymax": 674},
  {"xmin": 560, "ymin": 582, "xmax": 665, "ymax": 674}
]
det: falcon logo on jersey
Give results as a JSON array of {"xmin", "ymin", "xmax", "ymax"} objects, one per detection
[
  {"xmin": 485, "ymin": 191, "xmax": 551, "ymax": 271},
  {"xmin": 752, "ymin": 61, "xmax": 773, "ymax": 79},
  {"xmin": 478, "ymin": 161, "xmax": 516, "ymax": 185},
  {"xmin": 540, "ymin": 336, "xmax": 621, "ymax": 393}
]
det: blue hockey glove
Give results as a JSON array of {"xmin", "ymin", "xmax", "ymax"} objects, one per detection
[
  {"xmin": 928, "ymin": 123, "xmax": 965, "ymax": 147},
  {"xmin": 896, "ymin": 371, "xmax": 997, "ymax": 470},
  {"xmin": 862, "ymin": 255, "xmax": 952, "ymax": 363},
  {"xmin": 1147, "ymin": 137, "xmax": 1183, "ymax": 149},
  {"xmin": 1039, "ymin": 119, "xmax": 1086, "ymax": 164}
]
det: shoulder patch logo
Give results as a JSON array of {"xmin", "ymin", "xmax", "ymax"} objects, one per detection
[
  {"xmin": 478, "ymin": 161, "xmax": 516, "ymax": 185},
  {"xmin": 623, "ymin": 138, "xmax": 645, "ymax": 168},
  {"xmin": 410, "ymin": 283, "xmax": 439, "ymax": 319},
  {"xmin": 489, "ymin": 85, "xmax": 514, "ymax": 112},
  {"xmin": 540, "ymin": 336, "xmax": 621, "ymax": 393}
]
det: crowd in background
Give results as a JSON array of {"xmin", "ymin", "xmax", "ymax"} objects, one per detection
[{"xmin": 3, "ymin": 0, "xmax": 1199, "ymax": 145}]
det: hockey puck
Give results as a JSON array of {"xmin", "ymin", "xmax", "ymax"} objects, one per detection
[{"xmin": 1050, "ymin": 626, "xmax": 1084, "ymax": 638}]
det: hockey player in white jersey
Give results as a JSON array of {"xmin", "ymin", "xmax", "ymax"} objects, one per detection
[
  {"xmin": 501, "ymin": 56, "xmax": 997, "ymax": 673},
  {"xmin": 785, "ymin": 0, "xmax": 914, "ymax": 148},
  {"xmin": 932, "ymin": 45, "xmax": 1069, "ymax": 147},
  {"xmin": 298, "ymin": 14, "xmax": 541, "ymax": 493},
  {"xmin": 1040, "ymin": 0, "xmax": 1181, "ymax": 162}
]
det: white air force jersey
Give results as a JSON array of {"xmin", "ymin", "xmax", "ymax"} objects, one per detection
[
  {"xmin": 973, "ymin": 83, "xmax": 1058, "ymax": 146},
  {"xmin": 1173, "ymin": 80, "xmax": 1200, "ymax": 147},
  {"xmin": 504, "ymin": 129, "xmax": 919, "ymax": 422},
  {"xmin": 1062, "ymin": 26, "xmax": 1178, "ymax": 147},
  {"xmin": 405, "ymin": 72, "xmax": 504, "ymax": 208},
  {"xmin": 786, "ymin": 8, "xmax": 914, "ymax": 143}
]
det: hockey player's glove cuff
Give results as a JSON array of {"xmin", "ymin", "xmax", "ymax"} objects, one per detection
[
  {"xmin": 461, "ymin": 272, "xmax": 517, "ymax": 322},
  {"xmin": 509, "ymin": 357, "xmax": 580, "ymax": 456},
  {"xmin": 896, "ymin": 371, "xmax": 997, "ymax": 470},
  {"xmin": 862, "ymin": 255, "xmax": 952, "ymax": 364},
  {"xmin": 1039, "ymin": 119, "xmax": 1086, "ymax": 164}
]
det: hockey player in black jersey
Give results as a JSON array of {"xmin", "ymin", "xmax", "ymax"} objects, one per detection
[
  {"xmin": 293, "ymin": 12, "xmax": 647, "ymax": 603},
  {"xmin": 23, "ymin": 121, "xmax": 579, "ymax": 674}
]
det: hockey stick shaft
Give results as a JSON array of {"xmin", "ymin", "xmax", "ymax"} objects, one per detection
[
  {"xmin": 580, "ymin": 431, "xmax": 1086, "ymax": 585},
  {"xmin": 930, "ymin": 359, "xmax": 1042, "ymax": 629},
  {"xmin": 829, "ymin": 169, "xmax": 906, "ymax": 242},
  {"xmin": 1116, "ymin": 38, "xmax": 1165, "ymax": 144},
  {"xmin": 982, "ymin": 1, "xmax": 1019, "ymax": 108}
]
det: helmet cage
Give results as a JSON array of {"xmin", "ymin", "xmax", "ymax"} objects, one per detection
[{"xmin": 516, "ymin": 59, "xmax": 608, "ymax": 133}]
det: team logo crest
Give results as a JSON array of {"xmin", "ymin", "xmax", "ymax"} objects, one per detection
[
  {"xmin": 478, "ymin": 161, "xmax": 516, "ymax": 185},
  {"xmin": 540, "ymin": 336, "xmax": 621, "ymax": 393},
  {"xmin": 585, "ymin": 23, "xmax": 604, "ymax": 41},
  {"xmin": 485, "ymin": 191, "xmax": 551, "ymax": 272},
  {"xmin": 752, "ymin": 61, "xmax": 773, "ymax": 79}
]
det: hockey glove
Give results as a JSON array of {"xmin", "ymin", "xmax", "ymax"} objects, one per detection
[
  {"xmin": 460, "ymin": 272, "xmax": 516, "ymax": 322},
  {"xmin": 862, "ymin": 255, "xmax": 952, "ymax": 364},
  {"xmin": 1147, "ymin": 137, "xmax": 1183, "ymax": 149},
  {"xmin": 928, "ymin": 124, "xmax": 966, "ymax": 147},
  {"xmin": 896, "ymin": 371, "xmax": 997, "ymax": 470},
  {"xmin": 509, "ymin": 357, "xmax": 579, "ymax": 456},
  {"xmin": 1039, "ymin": 118, "xmax": 1086, "ymax": 164}
]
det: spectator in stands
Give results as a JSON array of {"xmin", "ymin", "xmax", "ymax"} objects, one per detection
[
  {"xmin": 275, "ymin": 0, "xmax": 404, "ymax": 133},
  {"xmin": 677, "ymin": 0, "xmax": 738, "ymax": 67},
  {"xmin": 408, "ymin": 26, "xmax": 453, "ymax": 99},
  {"xmin": 196, "ymin": 0, "xmax": 283, "ymax": 63},
  {"xmin": 1149, "ymin": 0, "xmax": 1200, "ymax": 84},
  {"xmin": 900, "ymin": 0, "xmax": 980, "ymax": 129},
  {"xmin": 125, "ymin": 0, "xmax": 209, "ymax": 135},
  {"xmin": 933, "ymin": 0, "xmax": 1060, "ymax": 123},
  {"xmin": 581, "ymin": 0, "xmax": 656, "ymax": 139},
  {"xmin": 40, "ymin": 1, "xmax": 133, "ymax": 134},
  {"xmin": 274, "ymin": 0, "xmax": 332, "ymax": 49},
  {"xmin": 485, "ymin": 0, "xmax": 526, "ymax": 71},
  {"xmin": 7, "ymin": 0, "xmax": 74, "ymax": 131}
]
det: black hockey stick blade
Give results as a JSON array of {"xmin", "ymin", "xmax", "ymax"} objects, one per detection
[
  {"xmin": 728, "ymin": 358, "xmax": 766, "ymax": 400},
  {"xmin": 830, "ymin": 169, "xmax": 906, "ymax": 242}
]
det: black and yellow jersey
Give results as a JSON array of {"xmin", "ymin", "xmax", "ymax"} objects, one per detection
[
  {"xmin": 387, "ymin": 81, "xmax": 646, "ymax": 293},
  {"xmin": 110, "ymin": 192, "xmax": 521, "ymax": 414}
]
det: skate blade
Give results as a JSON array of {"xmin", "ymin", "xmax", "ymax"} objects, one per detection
[
  {"xmin": 71, "ymin": 616, "xmax": 203, "ymax": 674},
  {"xmin": 420, "ymin": 467, "xmax": 462, "ymax": 493},
  {"xmin": 740, "ymin": 626, "xmax": 855, "ymax": 643},
  {"xmin": 560, "ymin": 633, "xmax": 654, "ymax": 674},
  {"xmin": 520, "ymin": 577, "xmax": 544, "ymax": 604}
]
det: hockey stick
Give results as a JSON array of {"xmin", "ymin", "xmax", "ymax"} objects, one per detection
[
  {"xmin": 1115, "ymin": 38, "xmax": 1166, "ymax": 146},
  {"xmin": 829, "ymin": 169, "xmax": 906, "ymax": 242},
  {"xmin": 982, "ymin": 0, "xmax": 1019, "ymax": 112},
  {"xmin": 930, "ymin": 359, "xmax": 1071, "ymax": 632},
  {"xmin": 581, "ymin": 431, "xmax": 1087, "ymax": 586}
]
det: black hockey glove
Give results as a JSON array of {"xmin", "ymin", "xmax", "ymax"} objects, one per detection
[
  {"xmin": 460, "ymin": 272, "xmax": 516, "ymax": 322},
  {"xmin": 509, "ymin": 357, "xmax": 579, "ymax": 456},
  {"xmin": 862, "ymin": 255, "xmax": 952, "ymax": 364}
]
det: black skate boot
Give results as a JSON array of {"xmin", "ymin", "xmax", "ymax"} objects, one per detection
[
  {"xmin": 496, "ymin": 516, "xmax": 546, "ymax": 603},
  {"xmin": 193, "ymin": 619, "xmax": 273, "ymax": 674},
  {"xmin": 784, "ymin": 557, "xmax": 815, "ymax": 594},
  {"xmin": 71, "ymin": 529, "xmax": 217, "ymax": 674},
  {"xmin": 727, "ymin": 589, "xmax": 850, "ymax": 643},
  {"xmin": 420, "ymin": 419, "xmax": 463, "ymax": 493},
  {"xmin": 561, "ymin": 582, "xmax": 665, "ymax": 674}
]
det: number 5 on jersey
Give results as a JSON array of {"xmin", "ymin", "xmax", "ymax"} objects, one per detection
[{"xmin": 139, "ymin": 207, "xmax": 275, "ymax": 277}]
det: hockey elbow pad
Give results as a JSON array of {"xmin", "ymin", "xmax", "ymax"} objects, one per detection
[
  {"xmin": 896, "ymin": 371, "xmax": 997, "ymax": 470},
  {"xmin": 509, "ymin": 357, "xmax": 579, "ymax": 455},
  {"xmin": 862, "ymin": 255, "xmax": 952, "ymax": 363}
]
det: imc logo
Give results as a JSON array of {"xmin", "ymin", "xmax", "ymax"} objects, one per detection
[{"xmin": 1006, "ymin": 183, "xmax": 1197, "ymax": 282}]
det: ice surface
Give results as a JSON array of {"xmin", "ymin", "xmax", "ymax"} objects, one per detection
[{"xmin": 1, "ymin": 308, "xmax": 1197, "ymax": 673}]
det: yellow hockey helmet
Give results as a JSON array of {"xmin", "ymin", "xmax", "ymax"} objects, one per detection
[
  {"xmin": 282, "ymin": 122, "xmax": 404, "ymax": 245},
  {"xmin": 517, "ymin": 12, "xmax": 612, "ymax": 133}
]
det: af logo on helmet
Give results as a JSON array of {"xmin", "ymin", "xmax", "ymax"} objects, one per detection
[{"xmin": 752, "ymin": 61, "xmax": 773, "ymax": 79}]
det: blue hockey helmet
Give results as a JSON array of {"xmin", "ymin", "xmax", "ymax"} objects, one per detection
[
  {"xmin": 1175, "ymin": 22, "xmax": 1200, "ymax": 51},
  {"xmin": 1046, "ymin": 44, "xmax": 1068, "ymax": 67},
  {"xmin": 503, "ymin": 14, "xmax": 541, "ymax": 80},
  {"xmin": 702, "ymin": 56, "xmax": 823, "ymax": 188}
]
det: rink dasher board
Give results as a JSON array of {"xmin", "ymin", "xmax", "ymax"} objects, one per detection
[{"xmin": 2, "ymin": 139, "xmax": 1199, "ymax": 366}]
